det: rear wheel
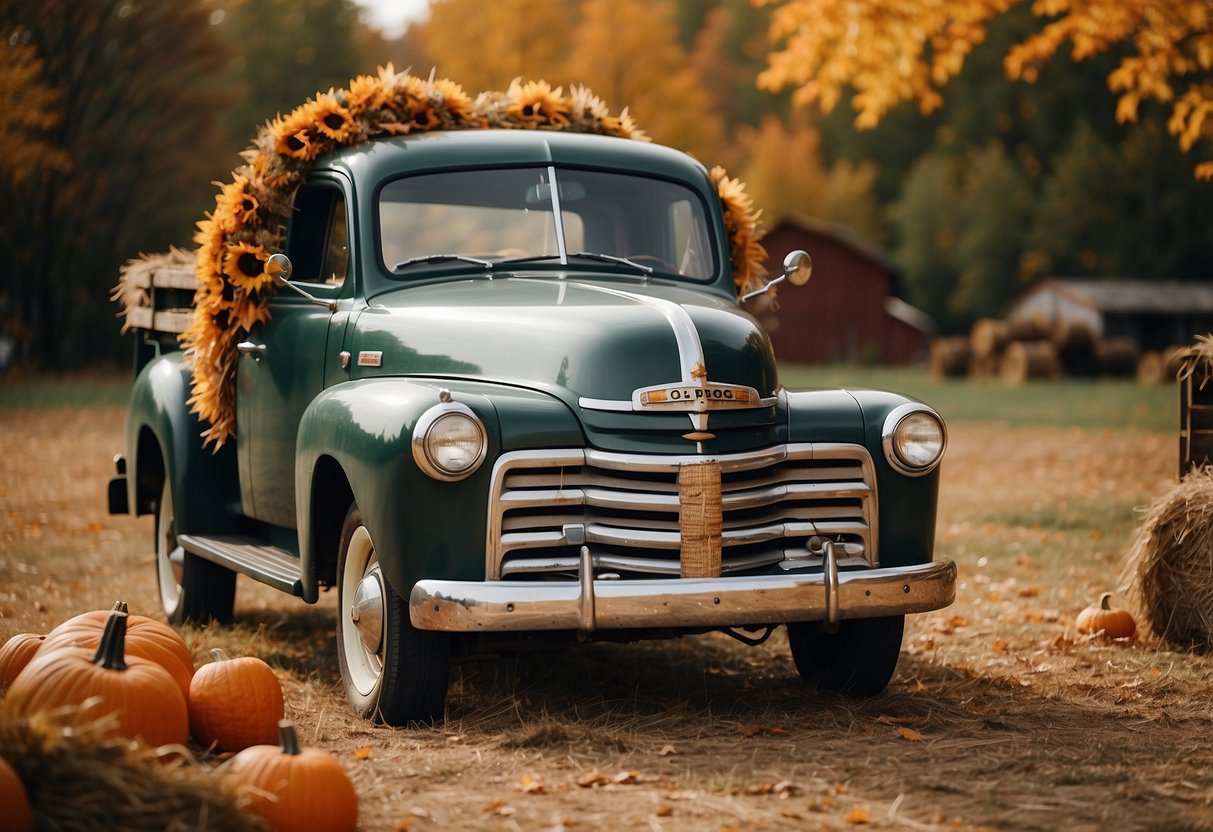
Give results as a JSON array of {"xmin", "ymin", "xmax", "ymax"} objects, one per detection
[
  {"xmin": 336, "ymin": 504, "xmax": 450, "ymax": 725},
  {"xmin": 787, "ymin": 615, "xmax": 905, "ymax": 696},
  {"xmin": 154, "ymin": 479, "xmax": 235, "ymax": 625}
]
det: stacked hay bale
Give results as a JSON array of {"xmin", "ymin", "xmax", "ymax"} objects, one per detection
[
  {"xmin": 1122, "ymin": 337, "xmax": 1213, "ymax": 649},
  {"xmin": 926, "ymin": 316, "xmax": 1174, "ymax": 385}
]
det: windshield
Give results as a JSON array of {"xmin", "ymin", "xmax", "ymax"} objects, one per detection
[{"xmin": 379, "ymin": 166, "xmax": 716, "ymax": 280}]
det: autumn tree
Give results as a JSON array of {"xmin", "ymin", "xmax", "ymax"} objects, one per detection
[
  {"xmin": 757, "ymin": 0, "xmax": 1213, "ymax": 178},
  {"xmin": 567, "ymin": 0, "xmax": 723, "ymax": 160},
  {"xmin": 0, "ymin": 0, "xmax": 230, "ymax": 368},
  {"xmin": 421, "ymin": 0, "xmax": 574, "ymax": 91},
  {"xmin": 0, "ymin": 41, "xmax": 68, "ymax": 186}
]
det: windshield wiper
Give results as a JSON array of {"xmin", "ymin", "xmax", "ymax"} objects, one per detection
[
  {"xmin": 392, "ymin": 254, "xmax": 494, "ymax": 272},
  {"xmin": 499, "ymin": 252, "xmax": 653, "ymax": 277}
]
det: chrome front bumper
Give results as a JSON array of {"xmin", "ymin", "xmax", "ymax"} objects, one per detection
[{"xmin": 409, "ymin": 545, "xmax": 957, "ymax": 633}]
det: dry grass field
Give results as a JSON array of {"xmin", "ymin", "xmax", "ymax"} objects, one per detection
[{"xmin": 3, "ymin": 393, "xmax": 1212, "ymax": 831}]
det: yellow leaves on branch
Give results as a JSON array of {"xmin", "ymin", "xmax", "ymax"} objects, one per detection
[
  {"xmin": 758, "ymin": 0, "xmax": 1213, "ymax": 177},
  {"xmin": 756, "ymin": 0, "xmax": 1013, "ymax": 128}
]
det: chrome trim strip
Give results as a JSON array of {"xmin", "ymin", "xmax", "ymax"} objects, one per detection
[
  {"xmin": 410, "ymin": 560, "xmax": 958, "ymax": 632},
  {"xmin": 578, "ymin": 393, "xmax": 778, "ymax": 414},
  {"xmin": 500, "ymin": 549, "xmax": 783, "ymax": 578}
]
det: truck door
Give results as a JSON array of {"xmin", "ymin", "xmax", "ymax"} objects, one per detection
[{"xmin": 236, "ymin": 177, "xmax": 353, "ymax": 528}]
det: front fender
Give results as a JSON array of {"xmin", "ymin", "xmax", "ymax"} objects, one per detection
[
  {"xmin": 295, "ymin": 378, "xmax": 583, "ymax": 601},
  {"xmin": 124, "ymin": 353, "xmax": 240, "ymax": 533}
]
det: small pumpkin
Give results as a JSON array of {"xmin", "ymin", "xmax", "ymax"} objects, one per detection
[
  {"xmin": 38, "ymin": 601, "xmax": 194, "ymax": 700},
  {"xmin": 189, "ymin": 648, "xmax": 285, "ymax": 752},
  {"xmin": 0, "ymin": 755, "xmax": 33, "ymax": 832},
  {"xmin": 225, "ymin": 720, "xmax": 358, "ymax": 832},
  {"xmin": 0, "ymin": 633, "xmax": 45, "ymax": 692},
  {"xmin": 1076, "ymin": 592, "xmax": 1137, "ymax": 639},
  {"xmin": 3, "ymin": 610, "xmax": 189, "ymax": 748}
]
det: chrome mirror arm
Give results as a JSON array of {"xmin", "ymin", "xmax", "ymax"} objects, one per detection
[
  {"xmin": 266, "ymin": 253, "xmax": 336, "ymax": 313},
  {"xmin": 739, "ymin": 249, "xmax": 812, "ymax": 303}
]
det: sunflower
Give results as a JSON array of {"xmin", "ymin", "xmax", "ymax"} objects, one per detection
[
  {"xmin": 214, "ymin": 174, "xmax": 260, "ymax": 233},
  {"xmin": 305, "ymin": 92, "xmax": 356, "ymax": 143},
  {"xmin": 710, "ymin": 166, "xmax": 767, "ymax": 297},
  {"xmin": 223, "ymin": 241, "xmax": 271, "ymax": 293},
  {"xmin": 433, "ymin": 78, "xmax": 473, "ymax": 125},
  {"xmin": 270, "ymin": 110, "xmax": 322, "ymax": 161},
  {"xmin": 504, "ymin": 79, "xmax": 571, "ymax": 128}
]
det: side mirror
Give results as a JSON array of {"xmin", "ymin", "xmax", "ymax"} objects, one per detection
[
  {"xmin": 265, "ymin": 253, "xmax": 336, "ymax": 312},
  {"xmin": 739, "ymin": 249, "xmax": 812, "ymax": 303}
]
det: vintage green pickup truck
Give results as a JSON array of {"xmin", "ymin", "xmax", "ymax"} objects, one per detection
[{"xmin": 108, "ymin": 123, "xmax": 954, "ymax": 725}]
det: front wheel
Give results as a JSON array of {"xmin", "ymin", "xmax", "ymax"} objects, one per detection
[
  {"xmin": 154, "ymin": 479, "xmax": 235, "ymax": 625},
  {"xmin": 787, "ymin": 615, "xmax": 905, "ymax": 696},
  {"xmin": 336, "ymin": 504, "xmax": 450, "ymax": 725}
]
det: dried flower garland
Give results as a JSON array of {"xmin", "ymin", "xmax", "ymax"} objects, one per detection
[{"xmin": 181, "ymin": 65, "xmax": 766, "ymax": 448}]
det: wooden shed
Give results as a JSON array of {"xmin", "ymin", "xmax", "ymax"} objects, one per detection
[
  {"xmin": 1007, "ymin": 279, "xmax": 1213, "ymax": 352},
  {"xmin": 756, "ymin": 215, "xmax": 933, "ymax": 365}
]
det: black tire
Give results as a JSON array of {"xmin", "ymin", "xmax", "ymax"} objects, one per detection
[
  {"xmin": 787, "ymin": 615, "xmax": 905, "ymax": 696},
  {"xmin": 335, "ymin": 504, "xmax": 450, "ymax": 725},
  {"xmin": 154, "ymin": 479, "xmax": 235, "ymax": 625}
]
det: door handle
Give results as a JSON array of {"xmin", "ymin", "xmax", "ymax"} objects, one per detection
[{"xmin": 236, "ymin": 341, "xmax": 267, "ymax": 360}]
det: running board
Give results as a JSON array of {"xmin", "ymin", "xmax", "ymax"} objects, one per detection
[{"xmin": 178, "ymin": 534, "xmax": 304, "ymax": 597}]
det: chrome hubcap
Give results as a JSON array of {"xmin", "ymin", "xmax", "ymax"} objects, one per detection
[{"xmin": 351, "ymin": 567, "xmax": 384, "ymax": 655}]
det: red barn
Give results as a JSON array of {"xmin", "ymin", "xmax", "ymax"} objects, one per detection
[{"xmin": 754, "ymin": 215, "xmax": 933, "ymax": 366}]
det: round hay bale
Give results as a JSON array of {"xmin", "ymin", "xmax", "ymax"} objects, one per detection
[
  {"xmin": 928, "ymin": 336, "xmax": 971, "ymax": 378},
  {"xmin": 1051, "ymin": 320, "xmax": 1099, "ymax": 377},
  {"xmin": 1122, "ymin": 467, "xmax": 1213, "ymax": 650},
  {"xmin": 1137, "ymin": 347, "xmax": 1186, "ymax": 386},
  {"xmin": 0, "ymin": 711, "xmax": 257, "ymax": 832},
  {"xmin": 1095, "ymin": 336, "xmax": 1139, "ymax": 378},
  {"xmin": 1005, "ymin": 316, "xmax": 1048, "ymax": 343},
  {"xmin": 1000, "ymin": 340, "xmax": 1059, "ymax": 385},
  {"xmin": 970, "ymin": 318, "xmax": 1009, "ymax": 361}
]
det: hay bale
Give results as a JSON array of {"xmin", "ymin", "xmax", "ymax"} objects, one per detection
[
  {"xmin": 928, "ymin": 336, "xmax": 971, "ymax": 378},
  {"xmin": 1000, "ymin": 340, "xmax": 1059, "ymax": 385},
  {"xmin": 1095, "ymin": 336, "xmax": 1139, "ymax": 378},
  {"xmin": 0, "ymin": 711, "xmax": 257, "ymax": 832},
  {"xmin": 1138, "ymin": 346, "xmax": 1188, "ymax": 386},
  {"xmin": 1051, "ymin": 320, "xmax": 1099, "ymax": 377},
  {"xmin": 970, "ymin": 318, "xmax": 1009, "ymax": 362},
  {"xmin": 1122, "ymin": 467, "xmax": 1213, "ymax": 650}
]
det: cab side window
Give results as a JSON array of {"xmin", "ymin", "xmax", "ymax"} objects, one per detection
[{"xmin": 286, "ymin": 186, "xmax": 348, "ymax": 287}]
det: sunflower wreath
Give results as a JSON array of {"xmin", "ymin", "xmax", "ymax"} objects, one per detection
[{"xmin": 179, "ymin": 65, "xmax": 767, "ymax": 448}]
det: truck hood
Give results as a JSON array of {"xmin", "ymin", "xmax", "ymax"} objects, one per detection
[{"xmin": 349, "ymin": 276, "xmax": 778, "ymax": 409}]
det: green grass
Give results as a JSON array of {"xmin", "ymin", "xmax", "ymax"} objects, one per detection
[
  {"xmin": 779, "ymin": 364, "xmax": 1176, "ymax": 432},
  {"xmin": 0, "ymin": 371, "xmax": 133, "ymax": 410},
  {"xmin": 0, "ymin": 365, "xmax": 1178, "ymax": 432}
]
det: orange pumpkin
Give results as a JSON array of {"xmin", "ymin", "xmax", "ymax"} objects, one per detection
[
  {"xmin": 0, "ymin": 755, "xmax": 33, "ymax": 832},
  {"xmin": 225, "ymin": 720, "xmax": 358, "ymax": 832},
  {"xmin": 3, "ymin": 610, "xmax": 189, "ymax": 748},
  {"xmin": 189, "ymin": 649, "xmax": 285, "ymax": 752},
  {"xmin": 38, "ymin": 602, "xmax": 194, "ymax": 700},
  {"xmin": 1076, "ymin": 592, "xmax": 1137, "ymax": 639},
  {"xmin": 0, "ymin": 633, "xmax": 45, "ymax": 692}
]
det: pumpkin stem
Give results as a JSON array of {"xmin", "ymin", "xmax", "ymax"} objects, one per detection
[
  {"xmin": 93, "ymin": 610, "xmax": 129, "ymax": 672},
  {"xmin": 278, "ymin": 720, "xmax": 302, "ymax": 756},
  {"xmin": 1099, "ymin": 592, "xmax": 1113, "ymax": 610},
  {"xmin": 112, "ymin": 600, "xmax": 129, "ymax": 613},
  {"xmin": 209, "ymin": 648, "xmax": 230, "ymax": 663}
]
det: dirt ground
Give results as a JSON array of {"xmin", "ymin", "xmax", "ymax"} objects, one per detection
[{"xmin": 2, "ymin": 405, "xmax": 1212, "ymax": 831}]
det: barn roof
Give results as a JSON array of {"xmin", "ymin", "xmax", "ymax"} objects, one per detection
[
  {"xmin": 768, "ymin": 214, "xmax": 899, "ymax": 275},
  {"xmin": 1012, "ymin": 279, "xmax": 1213, "ymax": 315}
]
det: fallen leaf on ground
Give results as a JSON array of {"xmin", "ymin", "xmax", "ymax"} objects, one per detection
[
  {"xmin": 657, "ymin": 744, "xmax": 678, "ymax": 756},
  {"xmin": 846, "ymin": 806, "xmax": 872, "ymax": 824},
  {"xmin": 352, "ymin": 746, "xmax": 371, "ymax": 760},
  {"xmin": 897, "ymin": 727, "xmax": 925, "ymax": 742}
]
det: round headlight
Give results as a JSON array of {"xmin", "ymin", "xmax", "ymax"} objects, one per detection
[
  {"xmin": 412, "ymin": 401, "xmax": 487, "ymax": 481},
  {"xmin": 882, "ymin": 404, "xmax": 946, "ymax": 476}
]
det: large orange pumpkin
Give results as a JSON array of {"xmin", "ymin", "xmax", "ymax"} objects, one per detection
[
  {"xmin": 38, "ymin": 602, "xmax": 194, "ymax": 700},
  {"xmin": 0, "ymin": 755, "xmax": 33, "ymax": 832},
  {"xmin": 0, "ymin": 633, "xmax": 45, "ymax": 692},
  {"xmin": 3, "ymin": 610, "xmax": 189, "ymax": 748},
  {"xmin": 225, "ymin": 720, "xmax": 358, "ymax": 831},
  {"xmin": 189, "ymin": 649, "xmax": 285, "ymax": 752}
]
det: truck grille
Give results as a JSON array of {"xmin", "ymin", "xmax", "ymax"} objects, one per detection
[{"xmin": 486, "ymin": 444, "xmax": 877, "ymax": 579}]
